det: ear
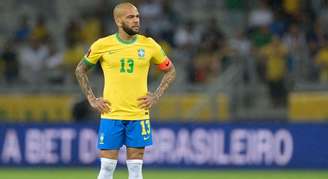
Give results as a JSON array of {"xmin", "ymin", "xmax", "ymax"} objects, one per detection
[{"xmin": 114, "ymin": 17, "xmax": 122, "ymax": 27}]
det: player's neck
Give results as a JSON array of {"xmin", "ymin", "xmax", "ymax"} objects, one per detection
[{"xmin": 117, "ymin": 30, "xmax": 136, "ymax": 41}]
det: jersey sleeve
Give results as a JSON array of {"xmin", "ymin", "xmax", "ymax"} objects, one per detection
[
  {"xmin": 83, "ymin": 40, "xmax": 102, "ymax": 66},
  {"xmin": 149, "ymin": 38, "xmax": 167, "ymax": 65}
]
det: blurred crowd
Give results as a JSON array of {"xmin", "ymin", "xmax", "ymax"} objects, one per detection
[
  {"xmin": 1, "ymin": 0, "xmax": 328, "ymax": 107},
  {"xmin": 0, "ymin": 9, "xmax": 105, "ymax": 86}
]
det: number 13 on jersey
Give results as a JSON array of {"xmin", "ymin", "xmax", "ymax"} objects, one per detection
[{"xmin": 120, "ymin": 58, "xmax": 134, "ymax": 73}]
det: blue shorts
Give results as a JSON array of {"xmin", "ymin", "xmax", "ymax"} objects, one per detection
[{"xmin": 97, "ymin": 119, "xmax": 152, "ymax": 150}]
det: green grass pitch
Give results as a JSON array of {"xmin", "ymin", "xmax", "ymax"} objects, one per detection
[{"xmin": 0, "ymin": 168, "xmax": 328, "ymax": 179}]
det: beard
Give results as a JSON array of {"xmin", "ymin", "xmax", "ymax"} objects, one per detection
[{"xmin": 122, "ymin": 22, "xmax": 139, "ymax": 36}]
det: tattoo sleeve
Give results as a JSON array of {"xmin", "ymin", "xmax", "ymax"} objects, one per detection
[
  {"xmin": 75, "ymin": 60, "xmax": 96, "ymax": 101},
  {"xmin": 154, "ymin": 64, "xmax": 176, "ymax": 100}
]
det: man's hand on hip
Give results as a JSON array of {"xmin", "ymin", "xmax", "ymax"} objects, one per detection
[
  {"xmin": 137, "ymin": 92, "xmax": 159, "ymax": 109},
  {"xmin": 88, "ymin": 97, "xmax": 111, "ymax": 114}
]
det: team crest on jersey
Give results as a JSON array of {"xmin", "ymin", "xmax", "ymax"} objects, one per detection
[{"xmin": 137, "ymin": 48, "xmax": 145, "ymax": 58}]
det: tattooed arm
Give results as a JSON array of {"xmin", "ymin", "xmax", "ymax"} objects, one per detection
[
  {"xmin": 153, "ymin": 64, "xmax": 176, "ymax": 101},
  {"xmin": 75, "ymin": 60, "xmax": 110, "ymax": 113},
  {"xmin": 138, "ymin": 63, "xmax": 176, "ymax": 109}
]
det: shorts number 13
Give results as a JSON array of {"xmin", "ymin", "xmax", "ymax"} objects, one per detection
[{"xmin": 140, "ymin": 120, "xmax": 151, "ymax": 135}]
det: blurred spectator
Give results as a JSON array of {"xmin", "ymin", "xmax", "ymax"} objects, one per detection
[
  {"xmin": 187, "ymin": 51, "xmax": 209, "ymax": 84},
  {"xmin": 230, "ymin": 31, "xmax": 251, "ymax": 56},
  {"xmin": 138, "ymin": 0, "xmax": 164, "ymax": 37},
  {"xmin": 225, "ymin": 0, "xmax": 247, "ymax": 31},
  {"xmin": 1, "ymin": 39, "xmax": 19, "ymax": 84},
  {"xmin": 250, "ymin": 26, "xmax": 273, "ymax": 48},
  {"xmin": 45, "ymin": 41, "xmax": 64, "ymax": 84},
  {"xmin": 282, "ymin": 0, "xmax": 301, "ymax": 17},
  {"xmin": 139, "ymin": 0, "xmax": 163, "ymax": 21},
  {"xmin": 31, "ymin": 15, "xmax": 51, "ymax": 44},
  {"xmin": 63, "ymin": 41, "xmax": 85, "ymax": 83},
  {"xmin": 174, "ymin": 20, "xmax": 201, "ymax": 49},
  {"xmin": 306, "ymin": 21, "xmax": 325, "ymax": 80},
  {"xmin": 315, "ymin": 36, "xmax": 328, "ymax": 83},
  {"xmin": 94, "ymin": 0, "xmax": 111, "ymax": 35},
  {"xmin": 81, "ymin": 12, "xmax": 103, "ymax": 44},
  {"xmin": 154, "ymin": 0, "xmax": 177, "ymax": 46},
  {"xmin": 162, "ymin": 0, "xmax": 179, "ymax": 25},
  {"xmin": 283, "ymin": 23, "xmax": 308, "ymax": 80},
  {"xmin": 248, "ymin": 0, "xmax": 273, "ymax": 28},
  {"xmin": 201, "ymin": 18, "xmax": 226, "ymax": 51},
  {"xmin": 225, "ymin": 0, "xmax": 245, "ymax": 11},
  {"xmin": 187, "ymin": 44, "xmax": 221, "ymax": 84},
  {"xmin": 14, "ymin": 15, "xmax": 31, "ymax": 43},
  {"xmin": 186, "ymin": 17, "xmax": 231, "ymax": 84},
  {"xmin": 283, "ymin": 23, "xmax": 307, "ymax": 54},
  {"xmin": 252, "ymin": 26, "xmax": 273, "ymax": 82},
  {"xmin": 260, "ymin": 37, "xmax": 288, "ymax": 107},
  {"xmin": 306, "ymin": 21, "xmax": 325, "ymax": 57},
  {"xmin": 18, "ymin": 36, "xmax": 49, "ymax": 84},
  {"xmin": 65, "ymin": 19, "xmax": 83, "ymax": 47},
  {"xmin": 230, "ymin": 31, "xmax": 254, "ymax": 83},
  {"xmin": 270, "ymin": 9, "xmax": 289, "ymax": 37},
  {"xmin": 317, "ymin": 2, "xmax": 328, "ymax": 33}
]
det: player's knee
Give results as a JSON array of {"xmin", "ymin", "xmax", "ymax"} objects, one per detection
[
  {"xmin": 128, "ymin": 151, "xmax": 144, "ymax": 159},
  {"xmin": 99, "ymin": 150, "xmax": 119, "ymax": 159},
  {"xmin": 127, "ymin": 148, "xmax": 145, "ymax": 159}
]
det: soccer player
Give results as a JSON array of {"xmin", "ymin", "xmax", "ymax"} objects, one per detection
[{"xmin": 75, "ymin": 2, "xmax": 176, "ymax": 179}]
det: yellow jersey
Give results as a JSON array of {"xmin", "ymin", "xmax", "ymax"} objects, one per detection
[{"xmin": 83, "ymin": 33, "xmax": 167, "ymax": 120}]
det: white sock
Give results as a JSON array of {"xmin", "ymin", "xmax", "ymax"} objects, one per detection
[
  {"xmin": 126, "ymin": 159, "xmax": 143, "ymax": 179},
  {"xmin": 97, "ymin": 158, "xmax": 117, "ymax": 179}
]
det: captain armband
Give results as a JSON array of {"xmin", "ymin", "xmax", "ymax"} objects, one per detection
[{"xmin": 157, "ymin": 58, "xmax": 172, "ymax": 71}]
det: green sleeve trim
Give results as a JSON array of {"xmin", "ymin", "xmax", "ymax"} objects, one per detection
[{"xmin": 82, "ymin": 57, "xmax": 96, "ymax": 68}]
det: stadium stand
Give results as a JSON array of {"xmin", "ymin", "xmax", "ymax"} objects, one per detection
[{"xmin": 1, "ymin": 0, "xmax": 328, "ymax": 122}]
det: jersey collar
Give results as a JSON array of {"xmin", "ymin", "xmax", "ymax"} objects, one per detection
[{"xmin": 115, "ymin": 33, "xmax": 137, "ymax": 45}]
